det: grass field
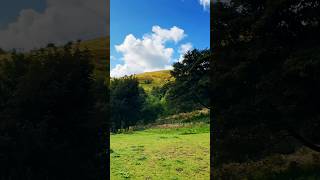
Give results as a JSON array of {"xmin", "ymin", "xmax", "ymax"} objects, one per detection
[{"xmin": 110, "ymin": 122, "xmax": 210, "ymax": 179}]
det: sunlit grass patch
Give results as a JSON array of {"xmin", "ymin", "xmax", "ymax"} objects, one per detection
[{"xmin": 110, "ymin": 123, "xmax": 210, "ymax": 179}]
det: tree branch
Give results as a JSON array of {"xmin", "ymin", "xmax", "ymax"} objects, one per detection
[
  {"xmin": 287, "ymin": 128, "xmax": 320, "ymax": 152},
  {"xmin": 192, "ymin": 91, "xmax": 211, "ymax": 110}
]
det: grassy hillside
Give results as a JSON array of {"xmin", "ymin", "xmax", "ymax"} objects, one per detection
[
  {"xmin": 79, "ymin": 37, "xmax": 109, "ymax": 66},
  {"xmin": 79, "ymin": 37, "xmax": 109, "ymax": 59},
  {"xmin": 0, "ymin": 37, "xmax": 110, "ymax": 76},
  {"xmin": 79, "ymin": 37, "xmax": 109, "ymax": 77},
  {"xmin": 135, "ymin": 70, "xmax": 173, "ymax": 92}
]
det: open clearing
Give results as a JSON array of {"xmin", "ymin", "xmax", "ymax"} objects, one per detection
[{"xmin": 110, "ymin": 123, "xmax": 210, "ymax": 179}]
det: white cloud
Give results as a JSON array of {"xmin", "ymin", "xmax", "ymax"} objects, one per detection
[
  {"xmin": 199, "ymin": 0, "xmax": 210, "ymax": 10},
  {"xmin": 0, "ymin": 0, "xmax": 108, "ymax": 51},
  {"xmin": 150, "ymin": 26, "xmax": 185, "ymax": 43},
  {"xmin": 178, "ymin": 42, "xmax": 193, "ymax": 62},
  {"xmin": 111, "ymin": 26, "xmax": 186, "ymax": 78}
]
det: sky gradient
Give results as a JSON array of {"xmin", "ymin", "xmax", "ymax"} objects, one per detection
[
  {"xmin": 110, "ymin": 0, "xmax": 210, "ymax": 77},
  {"xmin": 0, "ymin": 0, "xmax": 209, "ymax": 76}
]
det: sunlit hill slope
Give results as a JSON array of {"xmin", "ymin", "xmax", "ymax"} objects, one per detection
[{"xmin": 135, "ymin": 70, "xmax": 174, "ymax": 92}]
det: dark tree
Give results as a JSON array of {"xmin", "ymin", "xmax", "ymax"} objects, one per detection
[
  {"xmin": 110, "ymin": 76, "xmax": 145, "ymax": 132},
  {"xmin": 211, "ymin": 0, "xmax": 320, "ymax": 164},
  {"xmin": 0, "ymin": 45, "xmax": 105, "ymax": 179},
  {"xmin": 166, "ymin": 49, "xmax": 210, "ymax": 113}
]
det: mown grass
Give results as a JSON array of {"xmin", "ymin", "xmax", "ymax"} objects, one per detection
[{"xmin": 110, "ymin": 122, "xmax": 210, "ymax": 179}]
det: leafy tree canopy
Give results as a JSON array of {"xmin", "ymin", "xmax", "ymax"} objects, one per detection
[{"xmin": 212, "ymin": 0, "xmax": 320, "ymax": 163}]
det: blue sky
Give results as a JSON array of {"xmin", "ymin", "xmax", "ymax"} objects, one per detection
[
  {"xmin": 0, "ymin": 0, "xmax": 209, "ymax": 75},
  {"xmin": 111, "ymin": 0, "xmax": 210, "ymax": 77}
]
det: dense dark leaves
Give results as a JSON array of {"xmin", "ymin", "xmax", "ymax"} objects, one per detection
[
  {"xmin": 212, "ymin": 0, "xmax": 320, "ymax": 164},
  {"xmin": 0, "ymin": 44, "xmax": 106, "ymax": 179},
  {"xmin": 166, "ymin": 49, "xmax": 210, "ymax": 113},
  {"xmin": 110, "ymin": 76, "xmax": 145, "ymax": 132}
]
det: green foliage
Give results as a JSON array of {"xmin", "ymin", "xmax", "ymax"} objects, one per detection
[
  {"xmin": 110, "ymin": 76, "xmax": 145, "ymax": 131},
  {"xmin": 127, "ymin": 49, "xmax": 211, "ymax": 119},
  {"xmin": 140, "ymin": 95, "xmax": 164, "ymax": 124},
  {"xmin": 151, "ymin": 80, "xmax": 173, "ymax": 100},
  {"xmin": 110, "ymin": 71, "xmax": 169, "ymax": 131},
  {"xmin": 165, "ymin": 49, "xmax": 210, "ymax": 114},
  {"xmin": 143, "ymin": 78, "xmax": 153, "ymax": 84}
]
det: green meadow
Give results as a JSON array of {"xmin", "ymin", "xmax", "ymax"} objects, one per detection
[{"xmin": 110, "ymin": 113, "xmax": 210, "ymax": 179}]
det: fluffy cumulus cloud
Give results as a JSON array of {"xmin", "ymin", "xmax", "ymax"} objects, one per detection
[
  {"xmin": 0, "ymin": 0, "xmax": 108, "ymax": 51},
  {"xmin": 199, "ymin": 0, "xmax": 210, "ymax": 10},
  {"xmin": 111, "ymin": 26, "xmax": 187, "ymax": 77}
]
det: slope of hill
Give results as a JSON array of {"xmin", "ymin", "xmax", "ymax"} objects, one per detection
[
  {"xmin": 135, "ymin": 70, "xmax": 173, "ymax": 92},
  {"xmin": 79, "ymin": 37, "xmax": 109, "ymax": 62},
  {"xmin": 79, "ymin": 37, "xmax": 110, "ymax": 77},
  {"xmin": 0, "ymin": 37, "xmax": 110, "ymax": 77}
]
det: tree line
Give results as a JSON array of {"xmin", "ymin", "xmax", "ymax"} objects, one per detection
[
  {"xmin": 110, "ymin": 49, "xmax": 210, "ymax": 132},
  {"xmin": 0, "ymin": 42, "xmax": 107, "ymax": 179}
]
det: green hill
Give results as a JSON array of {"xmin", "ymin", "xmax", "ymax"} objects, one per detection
[
  {"xmin": 79, "ymin": 37, "xmax": 109, "ymax": 77},
  {"xmin": 135, "ymin": 70, "xmax": 173, "ymax": 92},
  {"xmin": 79, "ymin": 37, "xmax": 109, "ymax": 65},
  {"xmin": 0, "ymin": 37, "xmax": 110, "ymax": 77}
]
